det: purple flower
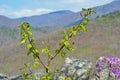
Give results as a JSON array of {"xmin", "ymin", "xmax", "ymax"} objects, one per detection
[
  {"xmin": 96, "ymin": 68, "xmax": 101, "ymax": 72},
  {"xmin": 96, "ymin": 56, "xmax": 120, "ymax": 80}
]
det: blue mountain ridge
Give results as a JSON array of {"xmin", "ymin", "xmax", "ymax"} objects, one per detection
[{"xmin": 0, "ymin": 0, "xmax": 120, "ymax": 28}]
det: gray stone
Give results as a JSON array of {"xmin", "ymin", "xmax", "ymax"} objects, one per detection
[
  {"xmin": 0, "ymin": 73, "xmax": 9, "ymax": 80},
  {"xmin": 34, "ymin": 72, "xmax": 44, "ymax": 80},
  {"xmin": 1, "ymin": 57, "xmax": 118, "ymax": 80},
  {"xmin": 9, "ymin": 72, "xmax": 44, "ymax": 80},
  {"xmin": 9, "ymin": 75, "xmax": 22, "ymax": 80},
  {"xmin": 57, "ymin": 57, "xmax": 93, "ymax": 80}
]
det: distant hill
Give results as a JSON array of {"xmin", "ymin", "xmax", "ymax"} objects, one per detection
[
  {"xmin": 15, "ymin": 10, "xmax": 76, "ymax": 27},
  {"xmin": 93, "ymin": 0, "xmax": 120, "ymax": 18},
  {"xmin": 0, "ymin": 0, "xmax": 120, "ymax": 28},
  {"xmin": 0, "ymin": 15, "xmax": 18, "ymax": 28},
  {"xmin": 15, "ymin": 0, "xmax": 120, "ymax": 27}
]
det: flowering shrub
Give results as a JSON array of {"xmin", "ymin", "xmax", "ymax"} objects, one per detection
[{"xmin": 96, "ymin": 56, "xmax": 120, "ymax": 80}]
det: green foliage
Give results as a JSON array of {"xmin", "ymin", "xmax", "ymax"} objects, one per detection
[
  {"xmin": 20, "ymin": 38, "xmax": 26, "ymax": 45},
  {"xmin": 19, "ymin": 8, "xmax": 95, "ymax": 80},
  {"xmin": 90, "ymin": 10, "xmax": 120, "ymax": 27},
  {"xmin": 101, "ymin": 11, "xmax": 120, "ymax": 18},
  {"xmin": 59, "ymin": 77, "xmax": 72, "ymax": 80},
  {"xmin": 60, "ymin": 51, "xmax": 67, "ymax": 58},
  {"xmin": 33, "ymin": 60, "xmax": 39, "ymax": 69},
  {"xmin": 40, "ymin": 73, "xmax": 52, "ymax": 80}
]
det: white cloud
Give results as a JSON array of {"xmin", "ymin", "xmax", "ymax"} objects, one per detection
[
  {"xmin": 63, "ymin": 0, "xmax": 88, "ymax": 3},
  {"xmin": 63, "ymin": 0, "xmax": 113, "ymax": 4},
  {"xmin": 0, "ymin": 0, "xmax": 114, "ymax": 18},
  {"xmin": 12, "ymin": 8, "xmax": 52, "ymax": 18},
  {"xmin": 0, "ymin": 7, "xmax": 53, "ymax": 18},
  {"xmin": 0, "ymin": 7, "xmax": 9, "ymax": 14}
]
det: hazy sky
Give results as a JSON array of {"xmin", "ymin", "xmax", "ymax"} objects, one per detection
[{"xmin": 0, "ymin": 0, "xmax": 114, "ymax": 18}]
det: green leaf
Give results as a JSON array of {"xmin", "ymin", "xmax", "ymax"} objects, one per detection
[
  {"xmin": 82, "ymin": 8, "xmax": 87, "ymax": 11},
  {"xmin": 23, "ymin": 22, "xmax": 30, "ymax": 28},
  {"xmin": 22, "ymin": 73, "xmax": 28, "ymax": 79},
  {"xmin": 64, "ymin": 41, "xmax": 70, "ymax": 47},
  {"xmin": 26, "ymin": 63, "xmax": 31, "ymax": 67},
  {"xmin": 27, "ymin": 30, "xmax": 32, "ymax": 35},
  {"xmin": 88, "ymin": 8, "xmax": 96, "ymax": 13},
  {"xmin": 27, "ymin": 43, "xmax": 32, "ymax": 49},
  {"xmin": 34, "ymin": 47, "xmax": 39, "ymax": 53},
  {"xmin": 40, "ymin": 75, "xmax": 46, "ymax": 80},
  {"xmin": 84, "ymin": 14, "xmax": 88, "ymax": 17},
  {"xmin": 19, "ymin": 63, "xmax": 30, "ymax": 71},
  {"xmin": 85, "ymin": 17, "xmax": 89, "ymax": 22},
  {"xmin": 71, "ymin": 30, "xmax": 77, "ymax": 35},
  {"xmin": 64, "ymin": 30, "xmax": 67, "ymax": 35},
  {"xmin": 22, "ymin": 32, "xmax": 27, "ymax": 37},
  {"xmin": 29, "ymin": 74, "xmax": 35, "ymax": 80},
  {"xmin": 69, "ymin": 27, "xmax": 73, "ymax": 31},
  {"xmin": 61, "ymin": 51, "xmax": 67, "ymax": 58},
  {"xmin": 88, "ymin": 8, "xmax": 92, "ymax": 11},
  {"xmin": 20, "ymin": 38, "xmax": 26, "ymax": 45},
  {"xmin": 66, "ymin": 46, "xmax": 74, "ymax": 51},
  {"xmin": 33, "ymin": 61, "xmax": 39, "ymax": 69},
  {"xmin": 40, "ymin": 73, "xmax": 51, "ymax": 80},
  {"xmin": 27, "ymin": 49, "xmax": 32, "ymax": 55},
  {"xmin": 19, "ymin": 67, "xmax": 25, "ymax": 71},
  {"xmin": 66, "ymin": 77, "xmax": 72, "ymax": 80},
  {"xmin": 42, "ymin": 47, "xmax": 50, "ymax": 54},
  {"xmin": 55, "ymin": 49, "xmax": 59, "ymax": 53},
  {"xmin": 83, "ymin": 20, "xmax": 88, "ymax": 25},
  {"xmin": 64, "ymin": 35, "xmax": 69, "ymax": 41},
  {"xmin": 26, "ymin": 44, "xmax": 33, "ymax": 56},
  {"xmin": 30, "ymin": 36, "xmax": 34, "ymax": 43},
  {"xmin": 54, "ymin": 69, "xmax": 59, "ymax": 73},
  {"xmin": 80, "ymin": 25, "xmax": 87, "ymax": 31},
  {"xmin": 33, "ymin": 54, "xmax": 38, "ymax": 60},
  {"xmin": 93, "ymin": 10, "xmax": 96, "ymax": 14},
  {"xmin": 45, "ymin": 66, "xmax": 50, "ymax": 70},
  {"xmin": 40, "ymin": 75, "xmax": 48, "ymax": 80}
]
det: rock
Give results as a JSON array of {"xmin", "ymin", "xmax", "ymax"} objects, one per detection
[
  {"xmin": 57, "ymin": 57, "xmax": 93, "ymax": 80},
  {"xmin": 0, "ymin": 73, "xmax": 9, "ymax": 80},
  {"xmin": 9, "ymin": 75, "xmax": 22, "ymax": 80},
  {"xmin": 9, "ymin": 72, "xmax": 44, "ymax": 80},
  {"xmin": 1, "ymin": 57, "xmax": 118, "ymax": 80},
  {"xmin": 34, "ymin": 72, "xmax": 44, "ymax": 80}
]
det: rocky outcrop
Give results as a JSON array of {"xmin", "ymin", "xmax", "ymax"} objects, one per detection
[
  {"xmin": 0, "ymin": 57, "xmax": 119, "ymax": 80},
  {"xmin": 9, "ymin": 75, "xmax": 22, "ymax": 80},
  {"xmin": 57, "ymin": 57, "xmax": 93, "ymax": 80},
  {"xmin": 0, "ymin": 73, "xmax": 8, "ymax": 80}
]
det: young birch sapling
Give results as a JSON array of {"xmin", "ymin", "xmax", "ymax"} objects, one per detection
[{"xmin": 19, "ymin": 8, "xmax": 96, "ymax": 80}]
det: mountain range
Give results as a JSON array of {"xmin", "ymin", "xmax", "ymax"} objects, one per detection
[{"xmin": 0, "ymin": 0, "xmax": 120, "ymax": 28}]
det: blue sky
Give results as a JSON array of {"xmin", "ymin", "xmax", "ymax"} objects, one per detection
[{"xmin": 0, "ymin": 0, "xmax": 114, "ymax": 18}]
